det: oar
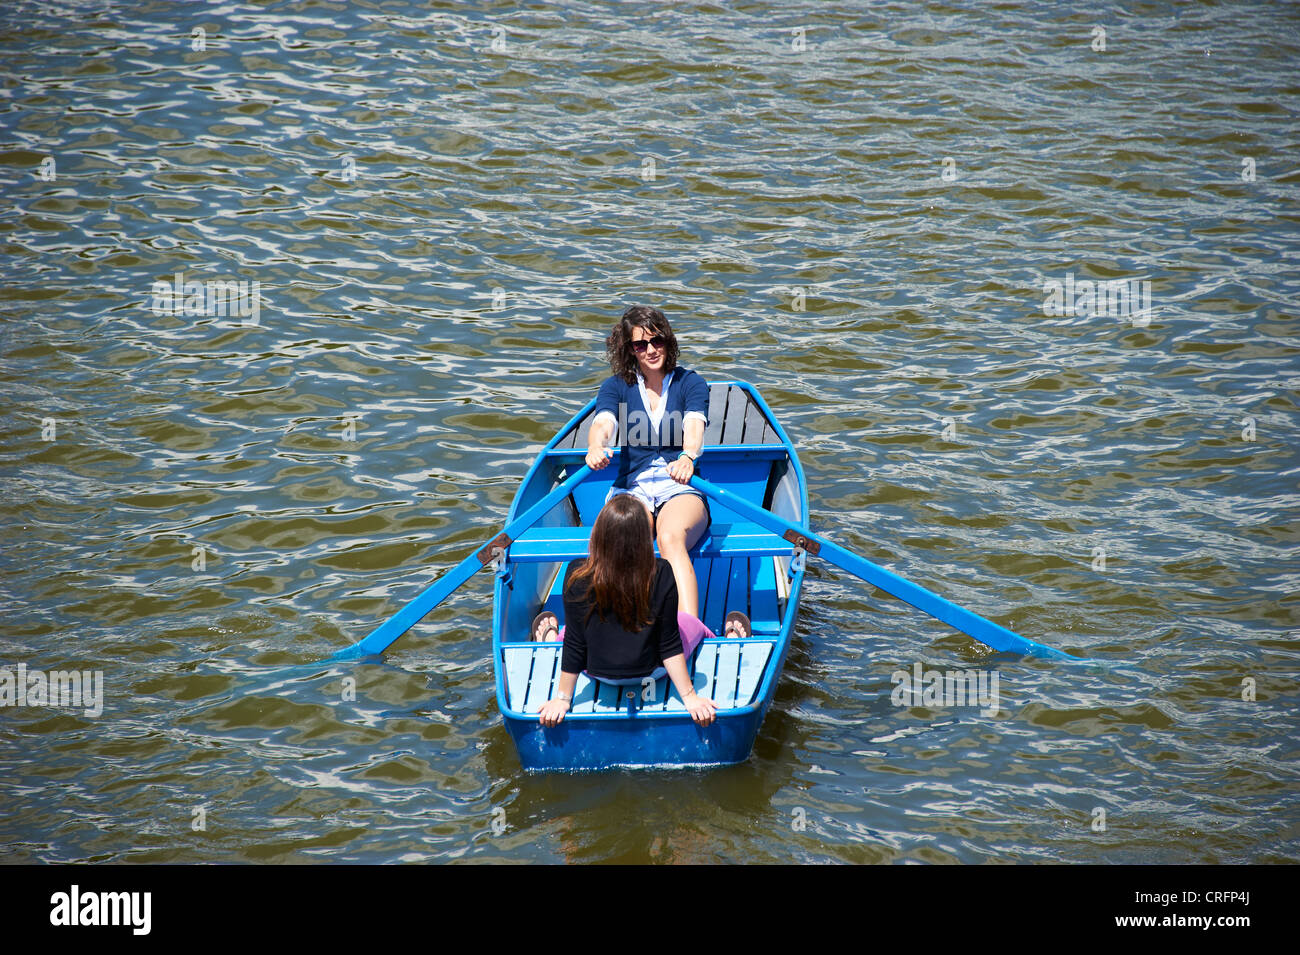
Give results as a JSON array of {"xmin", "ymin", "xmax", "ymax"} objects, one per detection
[
  {"xmin": 689, "ymin": 474, "xmax": 1077, "ymax": 661},
  {"xmin": 329, "ymin": 463, "xmax": 596, "ymax": 661}
]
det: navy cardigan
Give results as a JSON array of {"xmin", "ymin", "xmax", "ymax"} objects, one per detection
[{"xmin": 592, "ymin": 366, "xmax": 710, "ymax": 487}]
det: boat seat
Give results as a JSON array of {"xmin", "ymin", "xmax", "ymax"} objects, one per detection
[
  {"xmin": 507, "ymin": 522, "xmax": 792, "ymax": 562},
  {"xmin": 501, "ymin": 639, "xmax": 776, "ymax": 715}
]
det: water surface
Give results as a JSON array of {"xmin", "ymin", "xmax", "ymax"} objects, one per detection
[{"xmin": 1, "ymin": 0, "xmax": 1297, "ymax": 863}]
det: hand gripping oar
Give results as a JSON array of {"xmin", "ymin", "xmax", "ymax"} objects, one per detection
[
  {"xmin": 329, "ymin": 464, "xmax": 595, "ymax": 661},
  {"xmin": 689, "ymin": 475, "xmax": 1077, "ymax": 661}
]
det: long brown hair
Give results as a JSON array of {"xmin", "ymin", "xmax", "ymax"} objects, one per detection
[
  {"xmin": 566, "ymin": 494, "xmax": 656, "ymax": 631},
  {"xmin": 605, "ymin": 304, "xmax": 680, "ymax": 385}
]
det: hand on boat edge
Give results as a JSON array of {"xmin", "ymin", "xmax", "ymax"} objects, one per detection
[
  {"xmin": 538, "ymin": 698, "xmax": 570, "ymax": 726},
  {"xmin": 683, "ymin": 691, "xmax": 717, "ymax": 726}
]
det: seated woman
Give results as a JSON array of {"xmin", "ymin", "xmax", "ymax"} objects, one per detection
[
  {"xmin": 536, "ymin": 495, "xmax": 750, "ymax": 727},
  {"xmin": 583, "ymin": 305, "xmax": 718, "ymax": 624}
]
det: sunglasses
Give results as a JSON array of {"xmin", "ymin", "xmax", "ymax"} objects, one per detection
[{"xmin": 631, "ymin": 334, "xmax": 667, "ymax": 354}]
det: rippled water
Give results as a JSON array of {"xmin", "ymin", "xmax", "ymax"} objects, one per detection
[{"xmin": 1, "ymin": 0, "xmax": 1297, "ymax": 864}]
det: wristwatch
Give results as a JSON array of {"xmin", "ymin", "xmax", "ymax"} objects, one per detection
[{"xmin": 678, "ymin": 450, "xmax": 698, "ymax": 464}]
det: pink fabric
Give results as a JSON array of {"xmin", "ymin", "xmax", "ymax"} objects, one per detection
[
  {"xmin": 550, "ymin": 612, "xmax": 714, "ymax": 659},
  {"xmin": 676, "ymin": 613, "xmax": 712, "ymax": 658}
]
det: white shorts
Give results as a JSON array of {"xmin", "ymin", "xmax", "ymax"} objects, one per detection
[{"xmin": 606, "ymin": 460, "xmax": 706, "ymax": 517}]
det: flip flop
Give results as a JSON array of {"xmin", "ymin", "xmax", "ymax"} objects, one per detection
[
  {"xmin": 531, "ymin": 611, "xmax": 559, "ymax": 642},
  {"xmin": 723, "ymin": 611, "xmax": 751, "ymax": 639}
]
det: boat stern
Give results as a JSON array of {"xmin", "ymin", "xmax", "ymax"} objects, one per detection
[{"xmin": 503, "ymin": 706, "xmax": 766, "ymax": 772}]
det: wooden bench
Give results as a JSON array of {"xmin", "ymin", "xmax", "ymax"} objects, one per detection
[
  {"xmin": 508, "ymin": 522, "xmax": 791, "ymax": 562},
  {"xmin": 502, "ymin": 639, "xmax": 776, "ymax": 715}
]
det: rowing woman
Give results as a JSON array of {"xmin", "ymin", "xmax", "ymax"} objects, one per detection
[{"xmin": 584, "ymin": 304, "xmax": 713, "ymax": 621}]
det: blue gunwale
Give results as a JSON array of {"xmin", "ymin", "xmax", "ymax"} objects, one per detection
[{"xmin": 491, "ymin": 380, "xmax": 808, "ymax": 771}]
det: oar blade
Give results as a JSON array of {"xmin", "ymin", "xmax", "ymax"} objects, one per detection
[
  {"xmin": 689, "ymin": 475, "xmax": 1076, "ymax": 661},
  {"xmin": 814, "ymin": 536, "xmax": 1074, "ymax": 660},
  {"xmin": 327, "ymin": 550, "xmax": 485, "ymax": 661},
  {"xmin": 327, "ymin": 463, "xmax": 594, "ymax": 661}
]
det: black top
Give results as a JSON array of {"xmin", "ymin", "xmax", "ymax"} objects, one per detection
[{"xmin": 560, "ymin": 558, "xmax": 681, "ymax": 680}]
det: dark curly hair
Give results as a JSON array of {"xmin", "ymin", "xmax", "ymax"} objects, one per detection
[{"xmin": 605, "ymin": 305, "xmax": 679, "ymax": 385}]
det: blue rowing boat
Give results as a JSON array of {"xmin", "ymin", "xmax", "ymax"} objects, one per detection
[
  {"xmin": 493, "ymin": 380, "xmax": 808, "ymax": 771},
  {"xmin": 328, "ymin": 381, "xmax": 1074, "ymax": 761}
]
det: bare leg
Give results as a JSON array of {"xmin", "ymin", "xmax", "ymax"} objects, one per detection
[{"xmin": 654, "ymin": 494, "xmax": 709, "ymax": 619}]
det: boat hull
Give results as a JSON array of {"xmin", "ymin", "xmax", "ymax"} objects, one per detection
[{"xmin": 505, "ymin": 706, "xmax": 767, "ymax": 771}]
